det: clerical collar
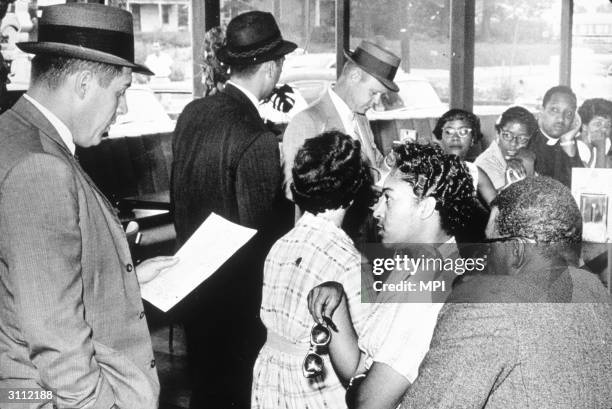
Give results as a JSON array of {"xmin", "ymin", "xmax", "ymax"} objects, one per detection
[{"xmin": 540, "ymin": 128, "xmax": 559, "ymax": 146}]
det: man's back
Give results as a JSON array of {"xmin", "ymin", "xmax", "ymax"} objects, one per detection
[{"xmin": 401, "ymin": 269, "xmax": 612, "ymax": 409}]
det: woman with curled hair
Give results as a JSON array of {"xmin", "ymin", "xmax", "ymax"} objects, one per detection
[
  {"xmin": 432, "ymin": 109, "xmax": 497, "ymax": 204},
  {"xmin": 475, "ymin": 106, "xmax": 538, "ymax": 189},
  {"xmin": 252, "ymin": 131, "xmax": 373, "ymax": 409},
  {"xmin": 576, "ymin": 98, "xmax": 612, "ymax": 168},
  {"xmin": 306, "ymin": 143, "xmax": 477, "ymax": 409}
]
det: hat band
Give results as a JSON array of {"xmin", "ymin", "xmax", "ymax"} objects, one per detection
[
  {"xmin": 38, "ymin": 24, "xmax": 134, "ymax": 63},
  {"xmin": 226, "ymin": 38, "xmax": 282, "ymax": 59},
  {"xmin": 351, "ymin": 49, "xmax": 398, "ymax": 81}
]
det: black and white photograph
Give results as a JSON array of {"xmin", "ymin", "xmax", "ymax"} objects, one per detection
[{"xmin": 1, "ymin": 1, "xmax": 611, "ymax": 408}]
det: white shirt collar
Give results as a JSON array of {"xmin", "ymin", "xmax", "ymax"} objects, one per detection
[
  {"xmin": 226, "ymin": 80, "xmax": 261, "ymax": 111},
  {"xmin": 328, "ymin": 87, "xmax": 355, "ymax": 135},
  {"xmin": 540, "ymin": 127, "xmax": 559, "ymax": 146},
  {"xmin": 23, "ymin": 94, "xmax": 75, "ymax": 155}
]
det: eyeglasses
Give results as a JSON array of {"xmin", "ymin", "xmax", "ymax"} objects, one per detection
[
  {"xmin": 483, "ymin": 236, "xmax": 537, "ymax": 255},
  {"xmin": 442, "ymin": 127, "xmax": 472, "ymax": 138},
  {"xmin": 302, "ymin": 318, "xmax": 336, "ymax": 378},
  {"xmin": 499, "ymin": 131, "xmax": 530, "ymax": 145}
]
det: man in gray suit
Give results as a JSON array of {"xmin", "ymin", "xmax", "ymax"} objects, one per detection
[
  {"xmin": 400, "ymin": 176, "xmax": 612, "ymax": 409},
  {"xmin": 282, "ymin": 41, "xmax": 401, "ymax": 200},
  {"xmin": 0, "ymin": 4, "xmax": 175, "ymax": 408}
]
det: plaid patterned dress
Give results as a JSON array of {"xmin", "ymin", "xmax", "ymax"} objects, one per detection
[{"xmin": 252, "ymin": 212, "xmax": 369, "ymax": 409}]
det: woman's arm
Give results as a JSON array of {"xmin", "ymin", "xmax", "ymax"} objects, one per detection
[
  {"xmin": 308, "ymin": 282, "xmax": 363, "ymax": 382},
  {"xmin": 354, "ymin": 362, "xmax": 411, "ymax": 409},
  {"xmin": 476, "ymin": 166, "xmax": 497, "ymax": 204},
  {"xmin": 326, "ymin": 295, "xmax": 363, "ymax": 382}
]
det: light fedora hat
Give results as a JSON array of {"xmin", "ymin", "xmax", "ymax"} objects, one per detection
[
  {"xmin": 17, "ymin": 3, "xmax": 153, "ymax": 75},
  {"xmin": 217, "ymin": 10, "xmax": 297, "ymax": 66},
  {"xmin": 344, "ymin": 40, "xmax": 401, "ymax": 92}
]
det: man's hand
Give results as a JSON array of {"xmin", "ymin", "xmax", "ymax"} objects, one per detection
[
  {"xmin": 307, "ymin": 281, "xmax": 344, "ymax": 324},
  {"xmin": 559, "ymin": 112, "xmax": 581, "ymax": 157},
  {"xmin": 135, "ymin": 256, "xmax": 179, "ymax": 285}
]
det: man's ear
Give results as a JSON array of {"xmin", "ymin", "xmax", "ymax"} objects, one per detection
[
  {"xmin": 347, "ymin": 67, "xmax": 361, "ymax": 84},
  {"xmin": 418, "ymin": 196, "xmax": 436, "ymax": 220},
  {"xmin": 73, "ymin": 70, "xmax": 94, "ymax": 100},
  {"xmin": 509, "ymin": 238, "xmax": 527, "ymax": 272}
]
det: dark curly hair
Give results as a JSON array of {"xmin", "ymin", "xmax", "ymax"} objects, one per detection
[
  {"xmin": 390, "ymin": 142, "xmax": 476, "ymax": 236},
  {"xmin": 494, "ymin": 106, "xmax": 538, "ymax": 139},
  {"xmin": 291, "ymin": 131, "xmax": 371, "ymax": 215},
  {"xmin": 578, "ymin": 98, "xmax": 612, "ymax": 126},
  {"xmin": 432, "ymin": 109, "xmax": 483, "ymax": 144},
  {"xmin": 491, "ymin": 176, "xmax": 582, "ymax": 244}
]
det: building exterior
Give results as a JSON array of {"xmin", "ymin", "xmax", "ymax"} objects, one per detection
[{"xmin": 126, "ymin": 0, "xmax": 190, "ymax": 32}]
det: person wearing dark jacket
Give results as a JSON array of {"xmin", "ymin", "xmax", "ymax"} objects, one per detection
[
  {"xmin": 171, "ymin": 10, "xmax": 296, "ymax": 409},
  {"xmin": 532, "ymin": 85, "xmax": 583, "ymax": 187}
]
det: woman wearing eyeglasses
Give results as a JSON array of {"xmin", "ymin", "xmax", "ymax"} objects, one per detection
[
  {"xmin": 251, "ymin": 131, "xmax": 374, "ymax": 409},
  {"xmin": 475, "ymin": 106, "xmax": 539, "ymax": 189},
  {"xmin": 576, "ymin": 98, "xmax": 612, "ymax": 168},
  {"xmin": 432, "ymin": 109, "xmax": 497, "ymax": 204}
]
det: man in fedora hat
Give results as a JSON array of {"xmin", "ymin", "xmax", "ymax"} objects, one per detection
[
  {"xmin": 171, "ymin": 10, "xmax": 296, "ymax": 409},
  {"xmin": 0, "ymin": 3, "xmax": 177, "ymax": 408},
  {"xmin": 282, "ymin": 41, "xmax": 401, "ymax": 203}
]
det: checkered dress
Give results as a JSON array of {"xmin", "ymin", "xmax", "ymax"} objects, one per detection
[{"xmin": 252, "ymin": 212, "xmax": 369, "ymax": 409}]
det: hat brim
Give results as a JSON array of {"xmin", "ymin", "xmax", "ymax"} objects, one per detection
[
  {"xmin": 344, "ymin": 50, "xmax": 399, "ymax": 92},
  {"xmin": 217, "ymin": 40, "xmax": 297, "ymax": 66},
  {"xmin": 17, "ymin": 41, "xmax": 154, "ymax": 76}
]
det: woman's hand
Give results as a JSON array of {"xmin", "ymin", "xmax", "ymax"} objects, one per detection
[
  {"xmin": 307, "ymin": 281, "xmax": 345, "ymax": 324},
  {"xmin": 135, "ymin": 256, "xmax": 179, "ymax": 285},
  {"xmin": 505, "ymin": 159, "xmax": 527, "ymax": 184}
]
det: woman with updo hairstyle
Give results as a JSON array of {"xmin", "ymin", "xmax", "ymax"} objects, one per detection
[
  {"xmin": 432, "ymin": 109, "xmax": 497, "ymax": 204},
  {"xmin": 252, "ymin": 131, "xmax": 373, "ymax": 409},
  {"xmin": 475, "ymin": 106, "xmax": 538, "ymax": 189},
  {"xmin": 304, "ymin": 143, "xmax": 479, "ymax": 409},
  {"xmin": 576, "ymin": 98, "xmax": 612, "ymax": 168}
]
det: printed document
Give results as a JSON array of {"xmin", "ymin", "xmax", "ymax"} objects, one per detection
[{"xmin": 141, "ymin": 213, "xmax": 257, "ymax": 312}]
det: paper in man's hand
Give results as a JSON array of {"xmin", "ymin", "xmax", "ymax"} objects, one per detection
[{"xmin": 141, "ymin": 213, "xmax": 257, "ymax": 312}]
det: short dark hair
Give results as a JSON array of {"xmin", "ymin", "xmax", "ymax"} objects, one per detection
[
  {"xmin": 542, "ymin": 85, "xmax": 576, "ymax": 108},
  {"xmin": 578, "ymin": 98, "xmax": 612, "ymax": 126},
  {"xmin": 291, "ymin": 131, "xmax": 370, "ymax": 214},
  {"xmin": 494, "ymin": 106, "xmax": 538, "ymax": 138},
  {"xmin": 491, "ymin": 176, "xmax": 582, "ymax": 244},
  {"xmin": 391, "ymin": 142, "xmax": 476, "ymax": 236},
  {"xmin": 230, "ymin": 56, "xmax": 283, "ymax": 78},
  {"xmin": 30, "ymin": 55, "xmax": 123, "ymax": 89},
  {"xmin": 432, "ymin": 109, "xmax": 483, "ymax": 143}
]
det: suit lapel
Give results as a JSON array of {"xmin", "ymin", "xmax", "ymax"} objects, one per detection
[
  {"xmin": 11, "ymin": 97, "xmax": 124, "ymax": 228},
  {"xmin": 316, "ymin": 90, "xmax": 346, "ymax": 133}
]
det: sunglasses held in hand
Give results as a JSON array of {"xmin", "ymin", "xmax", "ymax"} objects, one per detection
[{"xmin": 302, "ymin": 317, "xmax": 337, "ymax": 378}]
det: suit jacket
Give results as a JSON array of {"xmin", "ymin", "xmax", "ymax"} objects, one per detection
[
  {"xmin": 400, "ymin": 268, "xmax": 612, "ymax": 409},
  {"xmin": 281, "ymin": 89, "xmax": 384, "ymax": 200},
  {"xmin": 171, "ymin": 83, "xmax": 291, "ymax": 320},
  {"xmin": 0, "ymin": 97, "xmax": 159, "ymax": 408},
  {"xmin": 533, "ymin": 128, "xmax": 583, "ymax": 188}
]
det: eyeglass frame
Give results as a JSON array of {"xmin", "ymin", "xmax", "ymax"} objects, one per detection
[
  {"xmin": 441, "ymin": 127, "xmax": 473, "ymax": 138},
  {"xmin": 499, "ymin": 130, "xmax": 531, "ymax": 145},
  {"xmin": 302, "ymin": 322, "xmax": 332, "ymax": 378}
]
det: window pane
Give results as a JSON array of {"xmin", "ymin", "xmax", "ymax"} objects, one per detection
[
  {"xmin": 474, "ymin": 0, "xmax": 559, "ymax": 110},
  {"xmin": 571, "ymin": 0, "xmax": 612, "ymax": 104}
]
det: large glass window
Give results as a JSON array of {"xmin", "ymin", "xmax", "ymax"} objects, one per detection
[
  {"xmin": 473, "ymin": 0, "xmax": 560, "ymax": 110},
  {"xmin": 571, "ymin": 0, "xmax": 612, "ymax": 104}
]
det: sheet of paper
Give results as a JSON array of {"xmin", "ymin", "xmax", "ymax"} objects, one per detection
[{"xmin": 141, "ymin": 213, "xmax": 257, "ymax": 312}]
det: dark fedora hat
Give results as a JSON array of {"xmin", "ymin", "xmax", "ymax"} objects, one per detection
[
  {"xmin": 217, "ymin": 11, "xmax": 297, "ymax": 66},
  {"xmin": 344, "ymin": 41, "xmax": 401, "ymax": 92},
  {"xmin": 17, "ymin": 3, "xmax": 153, "ymax": 75}
]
